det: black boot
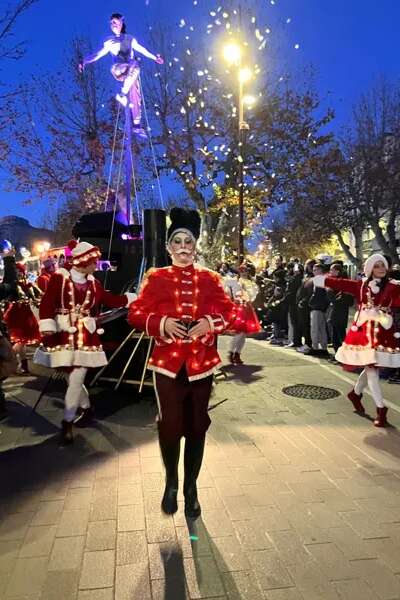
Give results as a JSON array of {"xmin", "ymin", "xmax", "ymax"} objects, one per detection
[
  {"xmin": 20, "ymin": 358, "xmax": 29, "ymax": 374},
  {"xmin": 60, "ymin": 420, "xmax": 74, "ymax": 446},
  {"xmin": 159, "ymin": 439, "xmax": 181, "ymax": 515},
  {"xmin": 184, "ymin": 437, "xmax": 205, "ymax": 520}
]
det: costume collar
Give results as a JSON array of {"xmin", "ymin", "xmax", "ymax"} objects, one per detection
[
  {"xmin": 171, "ymin": 262, "xmax": 195, "ymax": 271},
  {"xmin": 69, "ymin": 268, "xmax": 95, "ymax": 284}
]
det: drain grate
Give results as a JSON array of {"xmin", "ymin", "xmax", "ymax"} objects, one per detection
[{"xmin": 282, "ymin": 384, "xmax": 340, "ymax": 400}]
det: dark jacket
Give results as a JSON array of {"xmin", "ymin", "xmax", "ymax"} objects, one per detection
[
  {"xmin": 326, "ymin": 288, "xmax": 353, "ymax": 322},
  {"xmin": 285, "ymin": 273, "xmax": 303, "ymax": 307},
  {"xmin": 308, "ymin": 287, "xmax": 330, "ymax": 312},
  {"xmin": 296, "ymin": 276, "xmax": 313, "ymax": 312},
  {"xmin": 0, "ymin": 256, "xmax": 18, "ymax": 301}
]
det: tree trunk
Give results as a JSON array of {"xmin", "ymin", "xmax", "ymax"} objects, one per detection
[
  {"xmin": 334, "ymin": 228, "xmax": 361, "ymax": 268},
  {"xmin": 386, "ymin": 208, "xmax": 400, "ymax": 261},
  {"xmin": 368, "ymin": 218, "xmax": 397, "ymax": 262},
  {"xmin": 352, "ymin": 224, "xmax": 365, "ymax": 267}
]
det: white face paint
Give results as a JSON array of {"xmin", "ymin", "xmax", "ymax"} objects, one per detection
[{"xmin": 167, "ymin": 232, "xmax": 196, "ymax": 267}]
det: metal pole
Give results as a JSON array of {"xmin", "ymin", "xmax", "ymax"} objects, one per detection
[
  {"xmin": 238, "ymin": 78, "xmax": 245, "ymax": 264},
  {"xmin": 124, "ymin": 106, "xmax": 132, "ymax": 225}
]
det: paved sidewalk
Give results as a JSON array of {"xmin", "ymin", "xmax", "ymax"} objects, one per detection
[{"xmin": 1, "ymin": 338, "xmax": 400, "ymax": 600}]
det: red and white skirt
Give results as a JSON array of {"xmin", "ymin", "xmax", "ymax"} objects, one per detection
[{"xmin": 230, "ymin": 302, "xmax": 261, "ymax": 335}]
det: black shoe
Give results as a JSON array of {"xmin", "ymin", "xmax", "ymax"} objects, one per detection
[
  {"xmin": 184, "ymin": 437, "xmax": 205, "ymax": 520},
  {"xmin": 184, "ymin": 483, "xmax": 201, "ymax": 519},
  {"xmin": 159, "ymin": 439, "xmax": 181, "ymax": 515},
  {"xmin": 20, "ymin": 358, "xmax": 29, "ymax": 374},
  {"xmin": 60, "ymin": 420, "xmax": 74, "ymax": 446},
  {"xmin": 161, "ymin": 479, "xmax": 179, "ymax": 515},
  {"xmin": 73, "ymin": 406, "xmax": 95, "ymax": 428}
]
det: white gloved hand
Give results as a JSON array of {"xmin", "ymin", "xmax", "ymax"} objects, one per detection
[{"xmin": 125, "ymin": 292, "xmax": 137, "ymax": 305}]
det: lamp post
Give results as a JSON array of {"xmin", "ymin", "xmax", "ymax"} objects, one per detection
[{"xmin": 223, "ymin": 43, "xmax": 255, "ymax": 264}]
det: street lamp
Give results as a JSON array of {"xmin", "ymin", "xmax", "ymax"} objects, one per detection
[
  {"xmin": 223, "ymin": 42, "xmax": 255, "ymax": 264},
  {"xmin": 243, "ymin": 94, "xmax": 256, "ymax": 108},
  {"xmin": 223, "ymin": 42, "xmax": 242, "ymax": 65}
]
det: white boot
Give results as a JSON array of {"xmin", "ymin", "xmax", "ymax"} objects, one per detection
[{"xmin": 115, "ymin": 93, "xmax": 128, "ymax": 107}]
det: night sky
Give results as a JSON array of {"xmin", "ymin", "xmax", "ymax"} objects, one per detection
[{"xmin": 1, "ymin": 0, "xmax": 399, "ymax": 227}]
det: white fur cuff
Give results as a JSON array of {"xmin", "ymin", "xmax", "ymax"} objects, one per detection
[
  {"xmin": 204, "ymin": 315, "xmax": 215, "ymax": 333},
  {"xmin": 39, "ymin": 318, "xmax": 57, "ymax": 333}
]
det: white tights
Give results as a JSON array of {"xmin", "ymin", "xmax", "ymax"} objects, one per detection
[
  {"xmin": 230, "ymin": 333, "xmax": 246, "ymax": 354},
  {"xmin": 13, "ymin": 342, "xmax": 26, "ymax": 361},
  {"xmin": 354, "ymin": 367, "xmax": 384, "ymax": 408},
  {"xmin": 121, "ymin": 68, "xmax": 139, "ymax": 95},
  {"xmin": 64, "ymin": 367, "xmax": 90, "ymax": 422}
]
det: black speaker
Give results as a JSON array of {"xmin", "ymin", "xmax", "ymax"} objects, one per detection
[{"xmin": 72, "ymin": 211, "xmax": 141, "ymax": 239}]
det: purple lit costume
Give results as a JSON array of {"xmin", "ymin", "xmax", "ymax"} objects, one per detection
[{"xmin": 82, "ymin": 31, "xmax": 161, "ymax": 127}]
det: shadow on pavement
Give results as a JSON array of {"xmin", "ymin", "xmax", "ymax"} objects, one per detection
[
  {"xmin": 0, "ymin": 399, "xmax": 60, "ymax": 435},
  {"xmin": 155, "ymin": 516, "xmax": 246, "ymax": 600},
  {"xmin": 364, "ymin": 429, "xmax": 400, "ymax": 459},
  {"xmin": 0, "ymin": 431, "xmax": 107, "ymax": 482},
  {"xmin": 160, "ymin": 545, "xmax": 187, "ymax": 600},
  {"xmin": 220, "ymin": 364, "xmax": 264, "ymax": 384}
]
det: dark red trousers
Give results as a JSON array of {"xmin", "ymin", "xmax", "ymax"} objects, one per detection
[{"xmin": 154, "ymin": 368, "xmax": 213, "ymax": 443}]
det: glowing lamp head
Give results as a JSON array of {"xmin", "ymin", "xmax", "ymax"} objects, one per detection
[
  {"xmin": 243, "ymin": 94, "xmax": 256, "ymax": 108},
  {"xmin": 223, "ymin": 42, "xmax": 241, "ymax": 64},
  {"xmin": 239, "ymin": 67, "xmax": 252, "ymax": 83}
]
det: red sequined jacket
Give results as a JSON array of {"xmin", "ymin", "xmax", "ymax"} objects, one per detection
[{"xmin": 128, "ymin": 264, "xmax": 237, "ymax": 381}]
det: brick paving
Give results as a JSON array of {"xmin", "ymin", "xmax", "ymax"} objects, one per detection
[{"xmin": 1, "ymin": 338, "xmax": 400, "ymax": 599}]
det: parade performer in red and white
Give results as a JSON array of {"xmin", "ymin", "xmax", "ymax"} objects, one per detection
[
  {"xmin": 314, "ymin": 254, "xmax": 400, "ymax": 427},
  {"xmin": 4, "ymin": 262, "xmax": 41, "ymax": 373},
  {"xmin": 224, "ymin": 261, "xmax": 261, "ymax": 364},
  {"xmin": 128, "ymin": 208, "xmax": 237, "ymax": 518},
  {"xmin": 34, "ymin": 240, "xmax": 136, "ymax": 445},
  {"xmin": 37, "ymin": 257, "xmax": 56, "ymax": 293}
]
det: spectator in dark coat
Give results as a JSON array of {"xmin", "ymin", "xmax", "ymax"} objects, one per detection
[
  {"xmin": 305, "ymin": 263, "xmax": 330, "ymax": 357},
  {"xmin": 326, "ymin": 263, "xmax": 354, "ymax": 355},
  {"xmin": 284, "ymin": 263, "xmax": 304, "ymax": 347},
  {"xmin": 295, "ymin": 259, "xmax": 315, "ymax": 352}
]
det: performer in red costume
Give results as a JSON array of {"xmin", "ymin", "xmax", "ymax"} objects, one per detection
[
  {"xmin": 34, "ymin": 240, "xmax": 136, "ymax": 445},
  {"xmin": 37, "ymin": 257, "xmax": 56, "ymax": 293},
  {"xmin": 4, "ymin": 262, "xmax": 41, "ymax": 373},
  {"xmin": 314, "ymin": 254, "xmax": 400, "ymax": 427},
  {"xmin": 224, "ymin": 261, "xmax": 261, "ymax": 365},
  {"xmin": 128, "ymin": 208, "xmax": 237, "ymax": 518}
]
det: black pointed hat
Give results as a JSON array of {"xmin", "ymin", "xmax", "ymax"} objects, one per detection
[{"xmin": 167, "ymin": 207, "xmax": 201, "ymax": 242}]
